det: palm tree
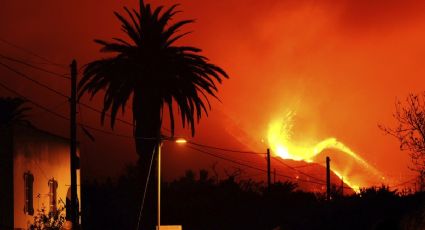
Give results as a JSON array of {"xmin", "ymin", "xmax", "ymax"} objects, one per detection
[
  {"xmin": 78, "ymin": 0, "xmax": 228, "ymax": 163},
  {"xmin": 79, "ymin": 2, "xmax": 228, "ymax": 225},
  {"xmin": 0, "ymin": 97, "xmax": 31, "ymax": 126}
]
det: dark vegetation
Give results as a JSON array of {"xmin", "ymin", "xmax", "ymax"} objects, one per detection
[{"xmin": 83, "ymin": 167, "xmax": 425, "ymax": 230}]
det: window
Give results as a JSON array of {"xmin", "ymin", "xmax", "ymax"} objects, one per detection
[
  {"xmin": 48, "ymin": 178, "xmax": 58, "ymax": 213},
  {"xmin": 23, "ymin": 171, "xmax": 34, "ymax": 215}
]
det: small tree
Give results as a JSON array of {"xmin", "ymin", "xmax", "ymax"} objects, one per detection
[{"xmin": 379, "ymin": 93, "xmax": 425, "ymax": 191}]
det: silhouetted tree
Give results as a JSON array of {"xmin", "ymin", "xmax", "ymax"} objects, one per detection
[
  {"xmin": 380, "ymin": 93, "xmax": 425, "ymax": 191},
  {"xmin": 78, "ymin": 1, "xmax": 227, "ymax": 228},
  {"xmin": 78, "ymin": 0, "xmax": 228, "ymax": 162},
  {"xmin": 0, "ymin": 97, "xmax": 31, "ymax": 126}
]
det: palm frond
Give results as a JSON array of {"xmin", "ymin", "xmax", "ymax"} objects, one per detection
[
  {"xmin": 0, "ymin": 97, "xmax": 31, "ymax": 126},
  {"xmin": 78, "ymin": 0, "xmax": 228, "ymax": 142}
]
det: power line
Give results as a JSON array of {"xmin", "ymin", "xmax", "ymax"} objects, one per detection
[
  {"xmin": 30, "ymin": 99, "xmax": 68, "ymax": 117},
  {"xmin": 272, "ymin": 157, "xmax": 326, "ymax": 183},
  {"xmin": 0, "ymin": 80, "xmax": 69, "ymax": 120},
  {"xmin": 0, "ymin": 80, "xmax": 132, "ymax": 143},
  {"xmin": 293, "ymin": 162, "xmax": 324, "ymax": 169},
  {"xmin": 0, "ymin": 79, "xmax": 353, "ymax": 190},
  {"xmin": 0, "ymin": 54, "xmax": 394, "ymax": 192},
  {"xmin": 136, "ymin": 147, "xmax": 156, "ymax": 230},
  {"xmin": 186, "ymin": 145, "xmax": 332, "ymax": 187},
  {"xmin": 0, "ymin": 48, "xmax": 379, "ymax": 192},
  {"xmin": 81, "ymin": 125, "xmax": 133, "ymax": 139},
  {"xmin": 0, "ymin": 53, "xmax": 70, "ymax": 79},
  {"xmin": 78, "ymin": 102, "xmax": 135, "ymax": 127},
  {"xmin": 0, "ymin": 61, "xmax": 69, "ymax": 98},
  {"xmin": 0, "ymin": 80, "xmax": 136, "ymax": 139},
  {"xmin": 0, "ymin": 37, "xmax": 67, "ymax": 69},
  {"xmin": 187, "ymin": 145, "xmax": 270, "ymax": 174},
  {"xmin": 187, "ymin": 141, "xmax": 266, "ymax": 155},
  {"xmin": 0, "ymin": 60, "xmax": 138, "ymax": 129},
  {"xmin": 0, "ymin": 56, "xmax": 245, "ymax": 143}
]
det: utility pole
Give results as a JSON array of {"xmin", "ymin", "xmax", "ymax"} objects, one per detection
[
  {"xmin": 267, "ymin": 148, "xmax": 271, "ymax": 192},
  {"xmin": 70, "ymin": 60, "xmax": 78, "ymax": 228},
  {"xmin": 326, "ymin": 156, "xmax": 331, "ymax": 201}
]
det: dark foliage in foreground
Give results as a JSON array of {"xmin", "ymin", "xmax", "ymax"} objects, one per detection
[
  {"xmin": 83, "ymin": 167, "xmax": 425, "ymax": 230},
  {"xmin": 0, "ymin": 97, "xmax": 31, "ymax": 126}
]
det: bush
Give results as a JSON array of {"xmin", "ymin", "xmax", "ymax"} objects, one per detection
[{"xmin": 29, "ymin": 205, "xmax": 65, "ymax": 230}]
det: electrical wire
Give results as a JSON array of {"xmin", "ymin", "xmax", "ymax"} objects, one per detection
[
  {"xmin": 0, "ymin": 58, "xmax": 137, "ymax": 130},
  {"xmin": 293, "ymin": 162, "xmax": 324, "ymax": 169},
  {"xmin": 186, "ymin": 145, "xmax": 332, "ymax": 187},
  {"xmin": 0, "ymin": 78, "xmax": 364, "ymax": 191},
  {"xmin": 0, "ymin": 37, "xmax": 67, "ymax": 69},
  {"xmin": 136, "ymin": 147, "xmax": 157, "ymax": 230},
  {"xmin": 187, "ymin": 145, "xmax": 270, "ymax": 174},
  {"xmin": 0, "ymin": 80, "xmax": 137, "ymax": 139},
  {"xmin": 0, "ymin": 54, "xmax": 411, "ymax": 192},
  {"xmin": 0, "ymin": 53, "xmax": 70, "ymax": 79},
  {"xmin": 0, "ymin": 79, "xmax": 333, "ymax": 189},
  {"xmin": 0, "ymin": 61, "xmax": 69, "ymax": 98},
  {"xmin": 0, "ymin": 57, "xmax": 268, "ymax": 147},
  {"xmin": 187, "ymin": 141, "xmax": 266, "ymax": 155},
  {"xmin": 0, "ymin": 80, "xmax": 69, "ymax": 120},
  {"xmin": 272, "ymin": 157, "xmax": 326, "ymax": 183},
  {"xmin": 30, "ymin": 99, "xmax": 68, "ymax": 117},
  {"xmin": 78, "ymin": 102, "xmax": 135, "ymax": 127}
]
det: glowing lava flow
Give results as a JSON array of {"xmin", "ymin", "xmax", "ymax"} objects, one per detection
[{"xmin": 267, "ymin": 111, "xmax": 381, "ymax": 192}]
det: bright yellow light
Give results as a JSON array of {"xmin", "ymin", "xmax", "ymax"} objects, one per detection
[
  {"xmin": 175, "ymin": 138, "xmax": 187, "ymax": 144},
  {"xmin": 267, "ymin": 110, "xmax": 381, "ymax": 192}
]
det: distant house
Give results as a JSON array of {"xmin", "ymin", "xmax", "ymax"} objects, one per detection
[{"xmin": 0, "ymin": 124, "xmax": 80, "ymax": 230}]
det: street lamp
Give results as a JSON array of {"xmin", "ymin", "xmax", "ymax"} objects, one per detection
[
  {"xmin": 175, "ymin": 138, "xmax": 188, "ymax": 144},
  {"xmin": 157, "ymin": 136, "xmax": 187, "ymax": 230}
]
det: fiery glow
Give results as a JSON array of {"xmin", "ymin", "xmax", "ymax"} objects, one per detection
[{"xmin": 267, "ymin": 110, "xmax": 381, "ymax": 192}]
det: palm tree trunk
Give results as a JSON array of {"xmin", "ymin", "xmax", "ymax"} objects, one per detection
[{"xmin": 133, "ymin": 91, "xmax": 161, "ymax": 230}]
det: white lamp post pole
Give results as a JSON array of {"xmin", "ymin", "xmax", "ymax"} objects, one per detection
[{"xmin": 157, "ymin": 137, "xmax": 186, "ymax": 230}]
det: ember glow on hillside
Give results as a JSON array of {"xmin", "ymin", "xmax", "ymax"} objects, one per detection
[{"xmin": 267, "ymin": 110, "xmax": 382, "ymax": 192}]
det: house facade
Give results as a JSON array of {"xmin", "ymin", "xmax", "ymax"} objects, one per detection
[{"xmin": 0, "ymin": 124, "xmax": 80, "ymax": 230}]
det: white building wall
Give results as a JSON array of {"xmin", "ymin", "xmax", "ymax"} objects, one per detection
[{"xmin": 12, "ymin": 125, "xmax": 80, "ymax": 229}]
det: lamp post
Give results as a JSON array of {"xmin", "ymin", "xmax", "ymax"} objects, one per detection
[{"xmin": 157, "ymin": 137, "xmax": 187, "ymax": 230}]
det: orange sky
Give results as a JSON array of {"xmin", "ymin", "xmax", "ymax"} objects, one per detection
[{"xmin": 1, "ymin": 0, "xmax": 425, "ymax": 188}]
